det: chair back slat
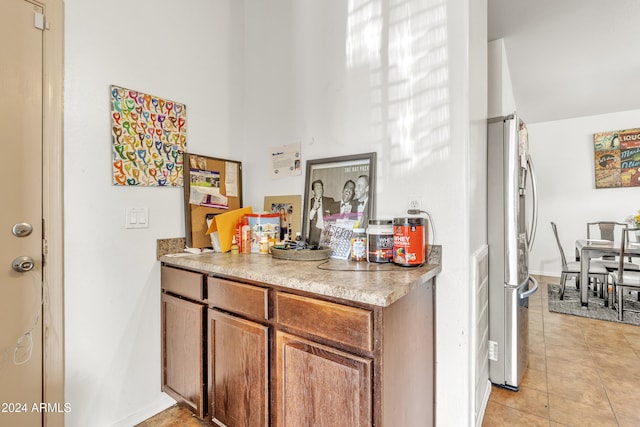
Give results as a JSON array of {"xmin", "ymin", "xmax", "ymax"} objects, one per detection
[
  {"xmin": 618, "ymin": 227, "xmax": 640, "ymax": 282},
  {"xmin": 587, "ymin": 221, "xmax": 629, "ymax": 261},
  {"xmin": 551, "ymin": 222, "xmax": 568, "ymax": 270},
  {"xmin": 587, "ymin": 221, "xmax": 627, "ymax": 241}
]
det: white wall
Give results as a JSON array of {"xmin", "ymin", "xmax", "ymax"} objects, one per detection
[
  {"xmin": 469, "ymin": 2, "xmax": 489, "ymax": 425},
  {"xmin": 241, "ymin": 1, "xmax": 484, "ymax": 425},
  {"xmin": 528, "ymin": 109, "xmax": 640, "ymax": 277},
  {"xmin": 64, "ymin": 1, "xmax": 244, "ymax": 425},
  {"xmin": 487, "ymin": 39, "xmax": 516, "ymax": 118},
  {"xmin": 64, "ymin": 0, "xmax": 484, "ymax": 426}
]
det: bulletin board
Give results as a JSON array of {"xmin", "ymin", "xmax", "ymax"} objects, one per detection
[{"xmin": 184, "ymin": 153, "xmax": 243, "ymax": 248}]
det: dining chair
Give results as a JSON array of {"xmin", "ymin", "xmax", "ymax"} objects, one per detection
[
  {"xmin": 586, "ymin": 221, "xmax": 640, "ymax": 271},
  {"xmin": 552, "ymin": 222, "xmax": 609, "ymax": 300},
  {"xmin": 586, "ymin": 221, "xmax": 625, "ymax": 241},
  {"xmin": 609, "ymin": 227, "xmax": 640, "ymax": 321}
]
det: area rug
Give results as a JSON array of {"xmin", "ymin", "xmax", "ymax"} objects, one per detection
[{"xmin": 547, "ymin": 283, "xmax": 640, "ymax": 326}]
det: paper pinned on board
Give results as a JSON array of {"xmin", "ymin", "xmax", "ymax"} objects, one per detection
[
  {"xmin": 189, "ymin": 186, "xmax": 228, "ymax": 207},
  {"xmin": 225, "ymin": 162, "xmax": 239, "ymax": 197}
]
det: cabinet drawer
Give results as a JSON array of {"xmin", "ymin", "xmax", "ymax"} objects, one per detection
[
  {"xmin": 275, "ymin": 292, "xmax": 373, "ymax": 352},
  {"xmin": 208, "ymin": 277, "xmax": 269, "ymax": 321},
  {"xmin": 161, "ymin": 266, "xmax": 204, "ymax": 301}
]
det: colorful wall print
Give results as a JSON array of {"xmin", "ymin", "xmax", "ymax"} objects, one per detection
[
  {"xmin": 111, "ymin": 85, "xmax": 187, "ymax": 186},
  {"xmin": 594, "ymin": 127, "xmax": 640, "ymax": 188}
]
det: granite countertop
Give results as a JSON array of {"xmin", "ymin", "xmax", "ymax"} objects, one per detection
[{"xmin": 160, "ymin": 248, "xmax": 441, "ymax": 307}]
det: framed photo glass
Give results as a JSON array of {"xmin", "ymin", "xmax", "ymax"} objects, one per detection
[{"xmin": 302, "ymin": 152, "xmax": 376, "ymax": 248}]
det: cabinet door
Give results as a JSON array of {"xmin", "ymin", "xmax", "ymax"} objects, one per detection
[
  {"xmin": 208, "ymin": 309, "xmax": 269, "ymax": 427},
  {"xmin": 162, "ymin": 293, "xmax": 205, "ymax": 417},
  {"xmin": 276, "ymin": 331, "xmax": 372, "ymax": 427}
]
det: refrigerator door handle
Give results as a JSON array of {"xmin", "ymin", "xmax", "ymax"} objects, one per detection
[
  {"xmin": 520, "ymin": 276, "xmax": 539, "ymax": 299},
  {"xmin": 526, "ymin": 154, "xmax": 538, "ymax": 251}
]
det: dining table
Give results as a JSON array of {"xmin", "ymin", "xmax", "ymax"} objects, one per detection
[{"xmin": 575, "ymin": 239, "xmax": 640, "ymax": 306}]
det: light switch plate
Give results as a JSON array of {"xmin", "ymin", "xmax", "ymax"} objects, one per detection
[{"xmin": 125, "ymin": 207, "xmax": 149, "ymax": 229}]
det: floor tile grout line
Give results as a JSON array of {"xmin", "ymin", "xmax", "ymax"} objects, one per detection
[
  {"xmin": 535, "ymin": 279, "xmax": 551, "ymax": 423},
  {"xmin": 483, "ymin": 275, "xmax": 636, "ymax": 426},
  {"xmin": 582, "ymin": 320, "xmax": 627, "ymax": 427},
  {"xmin": 539, "ymin": 275, "xmax": 623, "ymax": 426}
]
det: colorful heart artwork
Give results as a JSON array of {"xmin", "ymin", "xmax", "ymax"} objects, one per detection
[{"xmin": 111, "ymin": 85, "xmax": 187, "ymax": 186}]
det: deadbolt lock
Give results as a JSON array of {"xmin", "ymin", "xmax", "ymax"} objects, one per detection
[{"xmin": 12, "ymin": 222, "xmax": 33, "ymax": 238}]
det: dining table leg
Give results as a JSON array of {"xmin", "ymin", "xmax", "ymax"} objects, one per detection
[{"xmin": 579, "ymin": 248, "xmax": 590, "ymax": 306}]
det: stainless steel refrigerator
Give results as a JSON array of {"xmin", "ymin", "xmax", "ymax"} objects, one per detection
[{"xmin": 487, "ymin": 113, "xmax": 539, "ymax": 391}]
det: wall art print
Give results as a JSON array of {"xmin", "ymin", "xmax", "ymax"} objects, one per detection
[
  {"xmin": 302, "ymin": 152, "xmax": 376, "ymax": 247},
  {"xmin": 111, "ymin": 85, "xmax": 187, "ymax": 186},
  {"xmin": 594, "ymin": 127, "xmax": 640, "ymax": 188}
]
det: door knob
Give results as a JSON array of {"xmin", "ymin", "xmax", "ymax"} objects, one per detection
[
  {"xmin": 12, "ymin": 222, "xmax": 33, "ymax": 237},
  {"xmin": 12, "ymin": 256, "xmax": 34, "ymax": 273}
]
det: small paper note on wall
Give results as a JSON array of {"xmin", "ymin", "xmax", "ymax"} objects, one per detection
[
  {"xmin": 111, "ymin": 85, "xmax": 187, "ymax": 186},
  {"xmin": 594, "ymin": 127, "xmax": 640, "ymax": 188}
]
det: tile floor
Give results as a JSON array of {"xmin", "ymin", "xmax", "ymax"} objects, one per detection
[
  {"xmin": 482, "ymin": 275, "xmax": 640, "ymax": 426},
  {"xmin": 140, "ymin": 275, "xmax": 640, "ymax": 426},
  {"xmin": 136, "ymin": 404, "xmax": 206, "ymax": 427}
]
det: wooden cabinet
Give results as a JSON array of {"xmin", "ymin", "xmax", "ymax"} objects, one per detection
[
  {"xmin": 275, "ymin": 331, "xmax": 372, "ymax": 427},
  {"xmin": 161, "ymin": 260, "xmax": 435, "ymax": 427},
  {"xmin": 274, "ymin": 291, "xmax": 374, "ymax": 427},
  {"xmin": 207, "ymin": 309, "xmax": 269, "ymax": 426},
  {"xmin": 161, "ymin": 266, "xmax": 206, "ymax": 418},
  {"xmin": 275, "ymin": 292, "xmax": 373, "ymax": 352},
  {"xmin": 161, "ymin": 264, "xmax": 205, "ymax": 300},
  {"xmin": 206, "ymin": 276, "xmax": 270, "ymax": 426},
  {"xmin": 208, "ymin": 276, "xmax": 269, "ymax": 321}
]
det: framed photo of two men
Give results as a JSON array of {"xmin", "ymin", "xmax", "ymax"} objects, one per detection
[{"xmin": 302, "ymin": 152, "xmax": 376, "ymax": 247}]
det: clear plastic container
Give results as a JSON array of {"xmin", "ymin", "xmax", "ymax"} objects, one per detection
[
  {"xmin": 366, "ymin": 219, "xmax": 393, "ymax": 263},
  {"xmin": 351, "ymin": 228, "xmax": 367, "ymax": 261}
]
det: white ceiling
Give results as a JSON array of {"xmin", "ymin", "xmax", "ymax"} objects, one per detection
[{"xmin": 488, "ymin": 0, "xmax": 640, "ymax": 123}]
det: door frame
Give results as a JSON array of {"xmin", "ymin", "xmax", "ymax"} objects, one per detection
[{"xmin": 41, "ymin": 1, "xmax": 64, "ymax": 426}]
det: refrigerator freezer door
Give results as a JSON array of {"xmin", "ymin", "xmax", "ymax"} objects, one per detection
[
  {"xmin": 488, "ymin": 276, "xmax": 538, "ymax": 390},
  {"xmin": 503, "ymin": 276, "xmax": 538, "ymax": 389}
]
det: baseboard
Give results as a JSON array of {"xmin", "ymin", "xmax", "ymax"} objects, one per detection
[
  {"xmin": 528, "ymin": 269, "xmax": 560, "ymax": 278},
  {"xmin": 110, "ymin": 393, "xmax": 176, "ymax": 427},
  {"xmin": 475, "ymin": 380, "xmax": 492, "ymax": 427}
]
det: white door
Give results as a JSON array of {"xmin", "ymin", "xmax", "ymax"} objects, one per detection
[{"xmin": 0, "ymin": 1, "xmax": 45, "ymax": 425}]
